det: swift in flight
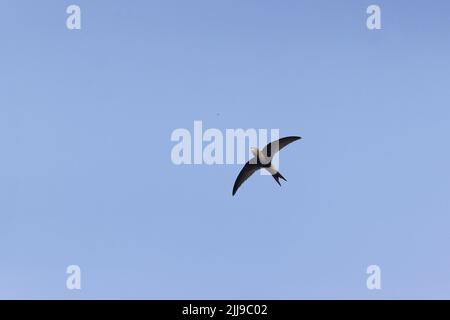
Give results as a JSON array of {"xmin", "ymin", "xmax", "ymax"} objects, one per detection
[{"xmin": 232, "ymin": 136, "xmax": 302, "ymax": 196}]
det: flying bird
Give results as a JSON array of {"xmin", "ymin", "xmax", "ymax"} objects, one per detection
[{"xmin": 232, "ymin": 136, "xmax": 302, "ymax": 196}]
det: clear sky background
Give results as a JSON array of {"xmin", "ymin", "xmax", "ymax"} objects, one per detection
[{"xmin": 1, "ymin": 0, "xmax": 450, "ymax": 299}]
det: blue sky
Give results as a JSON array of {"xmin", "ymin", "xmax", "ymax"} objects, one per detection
[{"xmin": 1, "ymin": 0, "xmax": 450, "ymax": 299}]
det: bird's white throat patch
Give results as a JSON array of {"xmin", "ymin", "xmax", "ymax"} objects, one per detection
[{"xmin": 171, "ymin": 121, "xmax": 280, "ymax": 173}]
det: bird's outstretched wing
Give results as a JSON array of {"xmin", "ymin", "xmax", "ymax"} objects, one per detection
[
  {"xmin": 262, "ymin": 136, "xmax": 301, "ymax": 160},
  {"xmin": 232, "ymin": 160, "xmax": 261, "ymax": 196}
]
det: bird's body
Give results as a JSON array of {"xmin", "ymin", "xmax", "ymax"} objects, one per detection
[
  {"xmin": 250, "ymin": 147, "xmax": 277, "ymax": 173},
  {"xmin": 250, "ymin": 147, "xmax": 271, "ymax": 166},
  {"xmin": 232, "ymin": 136, "xmax": 301, "ymax": 196}
]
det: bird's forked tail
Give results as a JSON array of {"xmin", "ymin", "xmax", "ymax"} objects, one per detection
[{"xmin": 272, "ymin": 171, "xmax": 287, "ymax": 186}]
